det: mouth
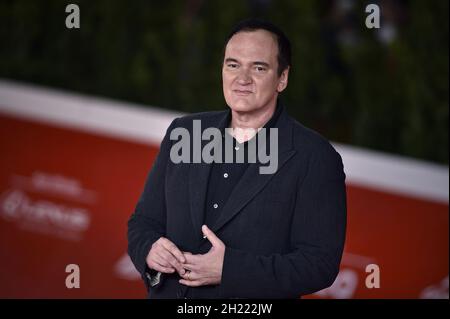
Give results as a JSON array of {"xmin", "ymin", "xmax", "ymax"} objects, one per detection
[{"xmin": 233, "ymin": 89, "xmax": 253, "ymax": 96}]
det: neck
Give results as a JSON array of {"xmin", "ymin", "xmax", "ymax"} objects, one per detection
[{"xmin": 229, "ymin": 99, "xmax": 277, "ymax": 143}]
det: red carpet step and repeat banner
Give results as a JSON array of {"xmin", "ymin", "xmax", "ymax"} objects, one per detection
[{"xmin": 0, "ymin": 80, "xmax": 448, "ymax": 299}]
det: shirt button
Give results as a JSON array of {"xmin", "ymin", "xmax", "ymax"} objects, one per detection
[
  {"xmin": 235, "ymin": 146, "xmax": 240, "ymax": 151},
  {"xmin": 223, "ymin": 173, "xmax": 229, "ymax": 178},
  {"xmin": 213, "ymin": 203, "xmax": 219, "ymax": 209}
]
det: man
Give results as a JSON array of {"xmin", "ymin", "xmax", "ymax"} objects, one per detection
[{"xmin": 128, "ymin": 18, "xmax": 347, "ymax": 299}]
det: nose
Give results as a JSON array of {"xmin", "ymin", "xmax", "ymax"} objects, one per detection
[{"xmin": 236, "ymin": 68, "xmax": 252, "ymax": 85}]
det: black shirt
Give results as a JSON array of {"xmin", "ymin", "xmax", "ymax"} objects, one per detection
[{"xmin": 203, "ymin": 102, "xmax": 283, "ymax": 228}]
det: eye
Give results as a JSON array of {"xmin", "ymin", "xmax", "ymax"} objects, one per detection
[
  {"xmin": 227, "ymin": 63, "xmax": 238, "ymax": 69},
  {"xmin": 254, "ymin": 66, "xmax": 267, "ymax": 72}
]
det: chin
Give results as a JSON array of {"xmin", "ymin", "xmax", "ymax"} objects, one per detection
[{"xmin": 226, "ymin": 98, "xmax": 256, "ymax": 113}]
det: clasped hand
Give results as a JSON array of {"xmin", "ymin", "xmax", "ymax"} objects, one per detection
[{"xmin": 146, "ymin": 225, "xmax": 225, "ymax": 287}]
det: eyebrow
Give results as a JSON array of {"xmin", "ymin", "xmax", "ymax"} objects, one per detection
[
  {"xmin": 224, "ymin": 58, "xmax": 239, "ymax": 64},
  {"xmin": 253, "ymin": 61, "xmax": 270, "ymax": 67},
  {"xmin": 224, "ymin": 58, "xmax": 270, "ymax": 67}
]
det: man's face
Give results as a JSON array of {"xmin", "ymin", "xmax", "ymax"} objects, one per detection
[{"xmin": 222, "ymin": 29, "xmax": 288, "ymax": 114}]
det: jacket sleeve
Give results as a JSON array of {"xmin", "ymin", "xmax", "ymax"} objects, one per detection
[
  {"xmin": 220, "ymin": 143, "xmax": 347, "ymax": 298},
  {"xmin": 127, "ymin": 118, "xmax": 178, "ymax": 286}
]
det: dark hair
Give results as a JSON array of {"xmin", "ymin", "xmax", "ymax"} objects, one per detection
[{"xmin": 224, "ymin": 18, "xmax": 291, "ymax": 76}]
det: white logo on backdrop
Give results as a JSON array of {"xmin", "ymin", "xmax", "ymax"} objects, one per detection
[
  {"xmin": 11, "ymin": 171, "xmax": 97, "ymax": 204},
  {"xmin": 0, "ymin": 171, "xmax": 96, "ymax": 241},
  {"xmin": 113, "ymin": 254, "xmax": 141, "ymax": 281},
  {"xmin": 0, "ymin": 189, "xmax": 91, "ymax": 241}
]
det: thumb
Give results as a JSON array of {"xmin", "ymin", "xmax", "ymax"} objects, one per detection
[{"xmin": 202, "ymin": 225, "xmax": 222, "ymax": 247}]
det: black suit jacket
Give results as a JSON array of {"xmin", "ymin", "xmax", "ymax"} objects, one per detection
[{"xmin": 127, "ymin": 105, "xmax": 347, "ymax": 299}]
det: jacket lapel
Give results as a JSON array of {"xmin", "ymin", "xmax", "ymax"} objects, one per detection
[
  {"xmin": 188, "ymin": 111, "xmax": 230, "ymax": 239},
  {"xmin": 188, "ymin": 161, "xmax": 211, "ymax": 238}
]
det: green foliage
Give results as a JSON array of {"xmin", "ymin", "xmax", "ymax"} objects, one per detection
[{"xmin": 0, "ymin": 0, "xmax": 447, "ymax": 163}]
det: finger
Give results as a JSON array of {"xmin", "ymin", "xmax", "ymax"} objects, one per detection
[
  {"xmin": 182, "ymin": 264, "xmax": 199, "ymax": 272},
  {"xmin": 148, "ymin": 260, "xmax": 176, "ymax": 274},
  {"xmin": 160, "ymin": 238, "xmax": 186, "ymax": 263},
  {"xmin": 157, "ymin": 249, "xmax": 186, "ymax": 275},
  {"xmin": 148, "ymin": 260, "xmax": 175, "ymax": 274},
  {"xmin": 152, "ymin": 252, "xmax": 171, "ymax": 268},
  {"xmin": 202, "ymin": 225, "xmax": 222, "ymax": 247},
  {"xmin": 152, "ymin": 265, "xmax": 175, "ymax": 274},
  {"xmin": 180, "ymin": 270, "xmax": 200, "ymax": 281}
]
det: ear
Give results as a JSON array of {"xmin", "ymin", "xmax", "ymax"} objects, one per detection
[{"xmin": 277, "ymin": 67, "xmax": 290, "ymax": 93}]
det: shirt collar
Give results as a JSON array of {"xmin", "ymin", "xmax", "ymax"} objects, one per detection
[{"xmin": 223, "ymin": 99, "xmax": 284, "ymax": 136}]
